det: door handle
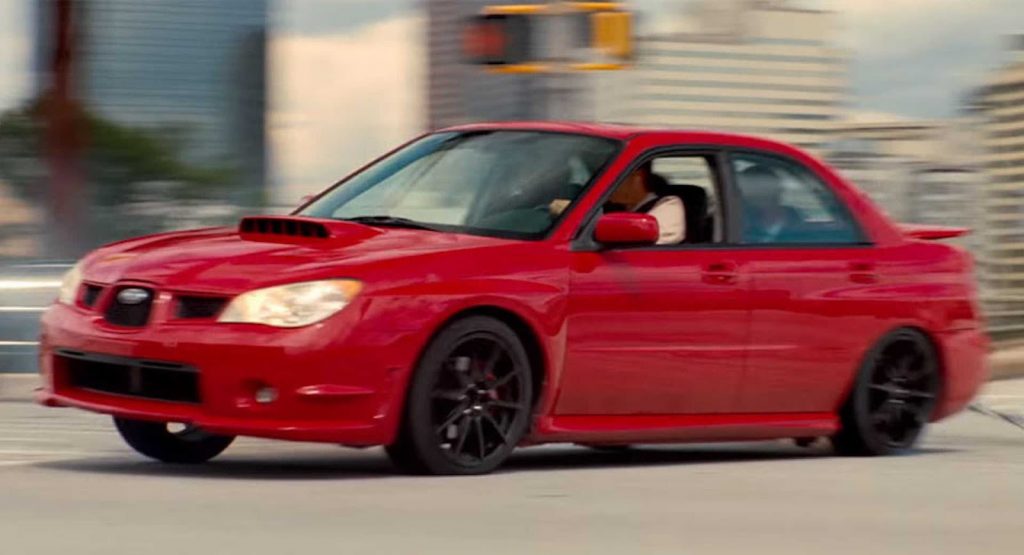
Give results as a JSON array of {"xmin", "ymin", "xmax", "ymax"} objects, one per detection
[
  {"xmin": 702, "ymin": 262, "xmax": 738, "ymax": 285},
  {"xmin": 848, "ymin": 261, "xmax": 878, "ymax": 284}
]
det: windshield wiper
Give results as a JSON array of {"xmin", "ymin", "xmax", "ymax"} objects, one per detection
[{"xmin": 341, "ymin": 215, "xmax": 441, "ymax": 232}]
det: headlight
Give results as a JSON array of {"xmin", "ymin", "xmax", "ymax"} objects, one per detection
[
  {"xmin": 57, "ymin": 261, "xmax": 84, "ymax": 305},
  {"xmin": 217, "ymin": 279, "xmax": 363, "ymax": 328}
]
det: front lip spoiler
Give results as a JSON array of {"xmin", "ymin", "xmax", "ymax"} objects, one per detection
[{"xmin": 35, "ymin": 389, "xmax": 385, "ymax": 444}]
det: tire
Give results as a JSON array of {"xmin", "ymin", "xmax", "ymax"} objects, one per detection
[
  {"xmin": 113, "ymin": 417, "xmax": 235, "ymax": 464},
  {"xmin": 387, "ymin": 316, "xmax": 534, "ymax": 475},
  {"xmin": 832, "ymin": 329, "xmax": 940, "ymax": 456}
]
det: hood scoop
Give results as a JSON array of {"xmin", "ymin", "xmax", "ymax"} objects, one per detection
[{"xmin": 238, "ymin": 216, "xmax": 381, "ymax": 243}]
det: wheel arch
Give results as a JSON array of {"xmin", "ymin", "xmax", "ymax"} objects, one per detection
[
  {"xmin": 900, "ymin": 327, "xmax": 946, "ymax": 415},
  {"xmin": 424, "ymin": 305, "xmax": 550, "ymax": 414},
  {"xmin": 837, "ymin": 324, "xmax": 946, "ymax": 414}
]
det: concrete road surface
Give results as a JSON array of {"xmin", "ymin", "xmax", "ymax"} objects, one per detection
[{"xmin": 1, "ymin": 383, "xmax": 1022, "ymax": 555}]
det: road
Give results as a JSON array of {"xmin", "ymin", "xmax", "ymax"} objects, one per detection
[{"xmin": 0, "ymin": 382, "xmax": 1022, "ymax": 555}]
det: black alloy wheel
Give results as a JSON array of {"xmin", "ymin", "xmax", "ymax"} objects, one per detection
[
  {"xmin": 387, "ymin": 316, "xmax": 533, "ymax": 475},
  {"xmin": 833, "ymin": 329, "xmax": 940, "ymax": 456},
  {"xmin": 113, "ymin": 417, "xmax": 235, "ymax": 464}
]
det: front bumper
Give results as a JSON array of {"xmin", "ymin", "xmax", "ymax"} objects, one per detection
[{"xmin": 37, "ymin": 302, "xmax": 421, "ymax": 445}]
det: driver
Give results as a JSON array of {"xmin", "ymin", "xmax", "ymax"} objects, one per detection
[{"xmin": 607, "ymin": 163, "xmax": 685, "ymax": 245}]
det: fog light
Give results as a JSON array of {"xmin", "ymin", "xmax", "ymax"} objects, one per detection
[{"xmin": 254, "ymin": 386, "xmax": 278, "ymax": 404}]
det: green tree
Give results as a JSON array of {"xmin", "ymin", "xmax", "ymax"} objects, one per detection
[{"xmin": 0, "ymin": 97, "xmax": 239, "ymax": 249}]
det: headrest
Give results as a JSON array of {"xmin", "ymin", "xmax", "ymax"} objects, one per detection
[
  {"xmin": 647, "ymin": 172, "xmax": 672, "ymax": 195},
  {"xmin": 675, "ymin": 184, "xmax": 708, "ymax": 210}
]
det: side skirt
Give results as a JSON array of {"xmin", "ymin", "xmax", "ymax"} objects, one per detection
[{"xmin": 529, "ymin": 412, "xmax": 838, "ymax": 445}]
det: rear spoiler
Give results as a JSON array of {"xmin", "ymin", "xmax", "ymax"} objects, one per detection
[{"xmin": 897, "ymin": 223, "xmax": 970, "ymax": 240}]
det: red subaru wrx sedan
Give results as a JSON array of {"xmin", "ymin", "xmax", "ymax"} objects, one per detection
[{"xmin": 37, "ymin": 122, "xmax": 989, "ymax": 475}]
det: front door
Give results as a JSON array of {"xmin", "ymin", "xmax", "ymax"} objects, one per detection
[{"xmin": 555, "ymin": 152, "xmax": 750, "ymax": 415}]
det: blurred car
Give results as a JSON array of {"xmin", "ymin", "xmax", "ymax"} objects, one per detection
[{"xmin": 36, "ymin": 122, "xmax": 988, "ymax": 475}]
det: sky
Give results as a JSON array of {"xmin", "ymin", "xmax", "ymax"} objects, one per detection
[{"xmin": 2, "ymin": 0, "xmax": 1023, "ymax": 197}]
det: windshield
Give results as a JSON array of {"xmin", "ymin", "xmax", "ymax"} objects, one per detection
[{"xmin": 299, "ymin": 131, "xmax": 621, "ymax": 239}]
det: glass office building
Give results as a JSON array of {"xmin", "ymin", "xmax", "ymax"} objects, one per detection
[{"xmin": 35, "ymin": 0, "xmax": 268, "ymax": 196}]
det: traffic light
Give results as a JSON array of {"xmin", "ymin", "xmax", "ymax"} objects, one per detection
[
  {"xmin": 465, "ymin": 3, "xmax": 633, "ymax": 73},
  {"xmin": 463, "ymin": 10, "xmax": 537, "ymax": 69},
  {"xmin": 589, "ymin": 9, "xmax": 632, "ymax": 60}
]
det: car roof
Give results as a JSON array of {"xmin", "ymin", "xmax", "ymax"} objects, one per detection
[{"xmin": 439, "ymin": 120, "xmax": 798, "ymax": 151}]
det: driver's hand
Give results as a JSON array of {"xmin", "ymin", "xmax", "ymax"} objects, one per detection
[{"xmin": 549, "ymin": 199, "xmax": 571, "ymax": 217}]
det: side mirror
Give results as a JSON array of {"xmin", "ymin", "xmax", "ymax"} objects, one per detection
[
  {"xmin": 299, "ymin": 194, "xmax": 315, "ymax": 205},
  {"xmin": 593, "ymin": 212, "xmax": 659, "ymax": 246}
]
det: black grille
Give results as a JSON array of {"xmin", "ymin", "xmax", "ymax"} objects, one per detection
[
  {"xmin": 58, "ymin": 350, "xmax": 200, "ymax": 404},
  {"xmin": 104, "ymin": 287, "xmax": 154, "ymax": 327},
  {"xmin": 176, "ymin": 296, "xmax": 228, "ymax": 319},
  {"xmin": 81, "ymin": 284, "xmax": 103, "ymax": 308},
  {"xmin": 239, "ymin": 216, "xmax": 329, "ymax": 238}
]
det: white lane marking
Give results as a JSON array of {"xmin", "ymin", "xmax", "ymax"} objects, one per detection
[
  {"xmin": 1, "ymin": 423, "xmax": 110, "ymax": 431},
  {"xmin": 0, "ymin": 437, "xmax": 68, "ymax": 443},
  {"xmin": 0, "ymin": 448, "xmax": 92, "ymax": 457},
  {"xmin": 0, "ymin": 280, "xmax": 61, "ymax": 290},
  {"xmin": 0, "ymin": 430, "xmax": 111, "ymax": 436},
  {"xmin": 0, "ymin": 341, "xmax": 39, "ymax": 346},
  {"xmin": 979, "ymin": 394, "xmax": 1024, "ymax": 399},
  {"xmin": 0, "ymin": 307, "xmax": 46, "ymax": 312},
  {"xmin": 0, "ymin": 451, "xmax": 93, "ymax": 467}
]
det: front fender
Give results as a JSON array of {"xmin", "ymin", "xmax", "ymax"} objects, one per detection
[{"xmin": 362, "ymin": 274, "xmax": 571, "ymax": 431}]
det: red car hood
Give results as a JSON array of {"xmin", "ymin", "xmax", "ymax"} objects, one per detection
[{"xmin": 81, "ymin": 220, "xmax": 517, "ymax": 294}]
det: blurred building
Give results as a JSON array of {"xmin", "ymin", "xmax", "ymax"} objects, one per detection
[
  {"xmin": 425, "ymin": 0, "xmax": 589, "ymax": 128},
  {"xmin": 829, "ymin": 115, "xmax": 984, "ymax": 254},
  {"xmin": 973, "ymin": 37, "xmax": 1024, "ymax": 335},
  {"xmin": 908, "ymin": 167, "xmax": 981, "ymax": 244},
  {"xmin": 832, "ymin": 117, "xmax": 948, "ymax": 161},
  {"xmin": 826, "ymin": 139, "xmax": 914, "ymax": 221},
  {"xmin": 33, "ymin": 0, "xmax": 268, "ymax": 194},
  {"xmin": 595, "ymin": 0, "xmax": 845, "ymax": 154}
]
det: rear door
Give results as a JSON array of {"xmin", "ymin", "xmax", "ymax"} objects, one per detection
[{"xmin": 728, "ymin": 151, "xmax": 880, "ymax": 413}]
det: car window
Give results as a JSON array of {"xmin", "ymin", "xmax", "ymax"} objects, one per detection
[
  {"xmin": 732, "ymin": 153, "xmax": 862, "ymax": 245},
  {"xmin": 332, "ymin": 148, "xmax": 493, "ymax": 226},
  {"xmin": 603, "ymin": 154, "xmax": 722, "ymax": 245},
  {"xmin": 651, "ymin": 157, "xmax": 716, "ymax": 190},
  {"xmin": 301, "ymin": 131, "xmax": 621, "ymax": 239}
]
